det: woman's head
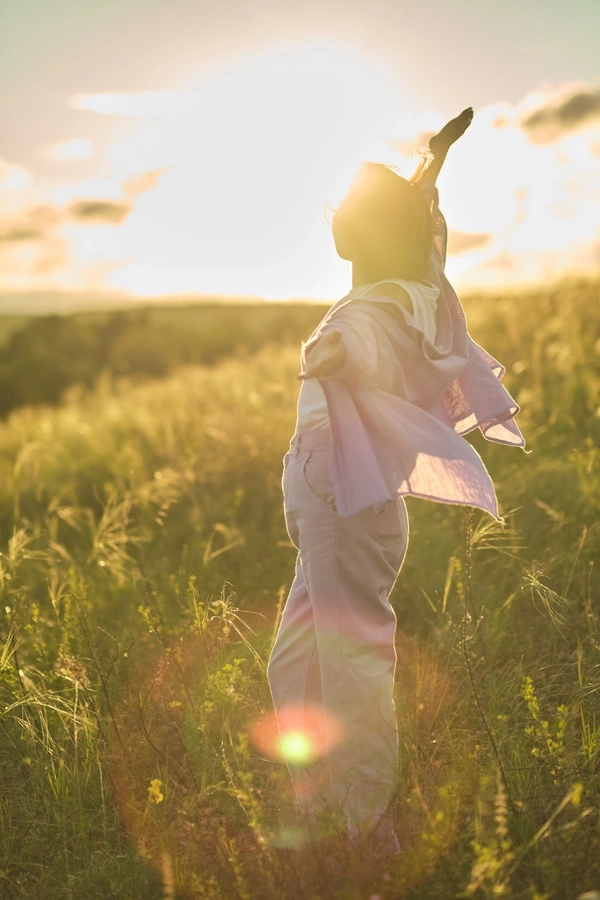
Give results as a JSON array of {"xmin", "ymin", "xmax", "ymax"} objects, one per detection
[{"xmin": 331, "ymin": 163, "xmax": 432, "ymax": 282}]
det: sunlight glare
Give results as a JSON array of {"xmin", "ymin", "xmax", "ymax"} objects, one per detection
[
  {"xmin": 278, "ymin": 731, "xmax": 314, "ymax": 764},
  {"xmin": 104, "ymin": 44, "xmax": 412, "ymax": 299},
  {"xmin": 250, "ymin": 703, "xmax": 343, "ymax": 764}
]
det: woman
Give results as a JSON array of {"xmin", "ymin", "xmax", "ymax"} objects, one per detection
[{"xmin": 267, "ymin": 109, "xmax": 524, "ymax": 860}]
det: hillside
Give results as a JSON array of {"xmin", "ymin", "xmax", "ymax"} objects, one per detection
[{"xmin": 0, "ymin": 299, "xmax": 329, "ymax": 417}]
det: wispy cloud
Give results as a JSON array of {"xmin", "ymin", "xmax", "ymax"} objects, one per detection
[
  {"xmin": 124, "ymin": 168, "xmax": 170, "ymax": 197},
  {"xmin": 69, "ymin": 200, "xmax": 131, "ymax": 223},
  {"xmin": 38, "ymin": 138, "xmax": 94, "ymax": 162},
  {"xmin": 0, "ymin": 156, "xmax": 165, "ymax": 291},
  {"xmin": 1, "ymin": 197, "xmax": 132, "ymax": 241},
  {"xmin": 0, "ymin": 205, "xmax": 61, "ymax": 243},
  {"xmin": 520, "ymin": 85, "xmax": 600, "ymax": 143},
  {"xmin": 447, "ymin": 230, "xmax": 491, "ymax": 256},
  {"xmin": 0, "ymin": 158, "xmax": 34, "ymax": 215},
  {"xmin": 72, "ymin": 91, "xmax": 192, "ymax": 117}
]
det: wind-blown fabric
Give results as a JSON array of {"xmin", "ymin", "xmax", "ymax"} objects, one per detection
[{"xmin": 301, "ymin": 183, "xmax": 525, "ymax": 520}]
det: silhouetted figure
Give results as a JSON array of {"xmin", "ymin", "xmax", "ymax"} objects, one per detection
[{"xmin": 268, "ymin": 109, "xmax": 524, "ymax": 864}]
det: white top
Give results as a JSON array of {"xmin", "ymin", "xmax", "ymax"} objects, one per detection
[{"xmin": 296, "ymin": 279, "xmax": 440, "ymax": 433}]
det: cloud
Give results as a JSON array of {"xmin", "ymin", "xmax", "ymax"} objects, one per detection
[
  {"xmin": 0, "ymin": 158, "xmax": 34, "ymax": 218},
  {"xmin": 0, "ymin": 211, "xmax": 69, "ymax": 278},
  {"xmin": 0, "ymin": 159, "xmax": 32, "ymax": 192},
  {"xmin": 38, "ymin": 138, "xmax": 94, "ymax": 162},
  {"xmin": 0, "ymin": 197, "xmax": 131, "ymax": 243},
  {"xmin": 520, "ymin": 85, "xmax": 600, "ymax": 144},
  {"xmin": 123, "ymin": 168, "xmax": 169, "ymax": 197},
  {"xmin": 0, "ymin": 158, "xmax": 171, "ymax": 292},
  {"xmin": 0, "ymin": 186, "xmax": 139, "ymax": 291},
  {"xmin": 72, "ymin": 91, "xmax": 186, "ymax": 117},
  {"xmin": 447, "ymin": 230, "xmax": 491, "ymax": 256},
  {"xmin": 0, "ymin": 167, "xmax": 66, "ymax": 279},
  {"xmin": 69, "ymin": 200, "xmax": 131, "ymax": 223},
  {"xmin": 0, "ymin": 227, "xmax": 41, "ymax": 243},
  {"xmin": 0, "ymin": 205, "xmax": 61, "ymax": 243}
]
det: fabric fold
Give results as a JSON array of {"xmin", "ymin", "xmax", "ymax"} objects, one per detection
[{"xmin": 322, "ymin": 380, "xmax": 499, "ymax": 518}]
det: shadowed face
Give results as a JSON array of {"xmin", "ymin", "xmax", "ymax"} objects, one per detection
[{"xmin": 332, "ymin": 163, "xmax": 432, "ymax": 282}]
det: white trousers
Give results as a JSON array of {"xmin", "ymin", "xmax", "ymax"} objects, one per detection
[{"xmin": 267, "ymin": 427, "xmax": 409, "ymax": 845}]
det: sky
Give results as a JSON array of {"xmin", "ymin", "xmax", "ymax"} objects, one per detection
[{"xmin": 1, "ymin": 0, "xmax": 599, "ymax": 301}]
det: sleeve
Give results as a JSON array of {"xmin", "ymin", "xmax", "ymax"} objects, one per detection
[
  {"xmin": 302, "ymin": 306, "xmax": 382, "ymax": 388},
  {"xmin": 419, "ymin": 179, "xmax": 448, "ymax": 270}
]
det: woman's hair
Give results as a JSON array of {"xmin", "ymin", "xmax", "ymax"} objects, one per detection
[{"xmin": 331, "ymin": 162, "xmax": 433, "ymax": 282}]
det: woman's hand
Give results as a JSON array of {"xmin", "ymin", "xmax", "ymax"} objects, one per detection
[
  {"xmin": 429, "ymin": 107, "xmax": 473, "ymax": 157},
  {"xmin": 300, "ymin": 329, "xmax": 346, "ymax": 380}
]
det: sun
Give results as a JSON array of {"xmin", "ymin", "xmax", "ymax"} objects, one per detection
[{"xmin": 100, "ymin": 44, "xmax": 413, "ymax": 299}]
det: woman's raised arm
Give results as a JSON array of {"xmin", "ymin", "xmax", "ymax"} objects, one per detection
[{"xmin": 411, "ymin": 107, "xmax": 473, "ymax": 187}]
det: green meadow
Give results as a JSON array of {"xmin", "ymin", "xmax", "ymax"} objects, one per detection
[{"xmin": 1, "ymin": 278, "xmax": 599, "ymax": 899}]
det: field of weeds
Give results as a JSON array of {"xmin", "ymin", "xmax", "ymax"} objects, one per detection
[{"xmin": 0, "ymin": 279, "xmax": 599, "ymax": 899}]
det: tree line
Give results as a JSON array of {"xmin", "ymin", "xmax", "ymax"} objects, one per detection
[{"xmin": 0, "ymin": 302, "xmax": 327, "ymax": 418}]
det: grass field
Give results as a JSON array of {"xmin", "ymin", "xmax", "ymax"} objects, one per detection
[{"xmin": 0, "ymin": 277, "xmax": 599, "ymax": 898}]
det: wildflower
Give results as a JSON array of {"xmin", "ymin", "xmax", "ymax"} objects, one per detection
[{"xmin": 148, "ymin": 778, "xmax": 164, "ymax": 804}]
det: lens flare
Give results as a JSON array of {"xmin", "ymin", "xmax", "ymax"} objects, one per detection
[
  {"xmin": 278, "ymin": 731, "xmax": 313, "ymax": 764},
  {"xmin": 249, "ymin": 704, "xmax": 343, "ymax": 764},
  {"xmin": 104, "ymin": 625, "xmax": 473, "ymax": 895}
]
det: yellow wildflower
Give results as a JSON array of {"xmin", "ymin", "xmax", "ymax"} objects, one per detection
[{"xmin": 148, "ymin": 778, "xmax": 164, "ymax": 804}]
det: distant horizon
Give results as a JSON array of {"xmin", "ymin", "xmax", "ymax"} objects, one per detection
[{"xmin": 1, "ymin": 268, "xmax": 599, "ymax": 319}]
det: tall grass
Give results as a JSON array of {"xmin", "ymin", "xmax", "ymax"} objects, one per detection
[{"xmin": 0, "ymin": 278, "xmax": 599, "ymax": 898}]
